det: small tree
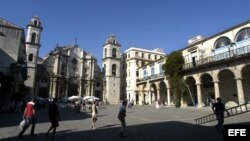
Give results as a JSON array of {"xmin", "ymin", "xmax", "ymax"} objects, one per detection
[{"xmin": 164, "ymin": 51, "xmax": 186, "ymax": 107}]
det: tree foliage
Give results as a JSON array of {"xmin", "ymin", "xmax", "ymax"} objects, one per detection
[{"xmin": 164, "ymin": 51, "xmax": 186, "ymax": 107}]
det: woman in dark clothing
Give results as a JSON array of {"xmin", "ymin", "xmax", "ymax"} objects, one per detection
[{"xmin": 46, "ymin": 98, "xmax": 60, "ymax": 139}]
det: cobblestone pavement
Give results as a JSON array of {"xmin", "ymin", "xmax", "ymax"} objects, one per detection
[{"xmin": 0, "ymin": 105, "xmax": 249, "ymax": 141}]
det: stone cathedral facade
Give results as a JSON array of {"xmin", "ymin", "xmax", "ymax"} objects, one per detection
[{"xmin": 42, "ymin": 45, "xmax": 101, "ymax": 99}]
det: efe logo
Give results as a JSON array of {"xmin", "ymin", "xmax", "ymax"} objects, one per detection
[{"xmin": 228, "ymin": 129, "xmax": 246, "ymax": 136}]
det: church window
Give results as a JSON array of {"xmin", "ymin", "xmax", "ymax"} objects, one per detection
[
  {"xmin": 34, "ymin": 20, "xmax": 37, "ymax": 26},
  {"xmin": 112, "ymin": 64, "xmax": 116, "ymax": 76},
  {"xmin": 105, "ymin": 48, "xmax": 107, "ymax": 57},
  {"xmin": 28, "ymin": 54, "xmax": 33, "ymax": 62},
  {"xmin": 31, "ymin": 33, "xmax": 36, "ymax": 44},
  {"xmin": 112, "ymin": 48, "xmax": 117, "ymax": 57}
]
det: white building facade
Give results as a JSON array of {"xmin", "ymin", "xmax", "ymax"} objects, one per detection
[
  {"xmin": 135, "ymin": 20, "xmax": 250, "ymax": 108},
  {"xmin": 182, "ymin": 20, "xmax": 250, "ymax": 107},
  {"xmin": 122, "ymin": 48, "xmax": 165, "ymax": 104}
]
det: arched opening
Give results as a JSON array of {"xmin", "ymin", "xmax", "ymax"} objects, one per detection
[
  {"xmin": 186, "ymin": 76, "xmax": 197, "ymax": 106},
  {"xmin": 112, "ymin": 64, "xmax": 116, "ymax": 76},
  {"xmin": 31, "ymin": 33, "xmax": 36, "ymax": 44},
  {"xmin": 218, "ymin": 69, "xmax": 238, "ymax": 105},
  {"xmin": 34, "ymin": 20, "xmax": 38, "ymax": 26},
  {"xmin": 159, "ymin": 81, "xmax": 167, "ymax": 105},
  {"xmin": 200, "ymin": 73, "xmax": 214, "ymax": 106},
  {"xmin": 242, "ymin": 65, "xmax": 250, "ymax": 103},
  {"xmin": 150, "ymin": 83, "xmax": 157, "ymax": 105},
  {"xmin": 235, "ymin": 28, "xmax": 250, "ymax": 42},
  {"xmin": 28, "ymin": 54, "xmax": 33, "ymax": 62},
  {"xmin": 214, "ymin": 37, "xmax": 231, "ymax": 49},
  {"xmin": 104, "ymin": 48, "xmax": 107, "ymax": 58},
  {"xmin": 67, "ymin": 77, "xmax": 79, "ymax": 97},
  {"xmin": 112, "ymin": 48, "xmax": 116, "ymax": 57}
]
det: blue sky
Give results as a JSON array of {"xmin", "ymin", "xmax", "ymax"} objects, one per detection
[{"xmin": 1, "ymin": 0, "xmax": 250, "ymax": 67}]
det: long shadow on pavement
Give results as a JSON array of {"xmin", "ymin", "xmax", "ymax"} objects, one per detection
[
  {"xmin": 1, "ymin": 121, "xmax": 226, "ymax": 141},
  {"xmin": 0, "ymin": 108, "xmax": 91, "ymax": 128}
]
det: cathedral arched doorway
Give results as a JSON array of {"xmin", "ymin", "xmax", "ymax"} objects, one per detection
[{"xmin": 67, "ymin": 77, "xmax": 79, "ymax": 97}]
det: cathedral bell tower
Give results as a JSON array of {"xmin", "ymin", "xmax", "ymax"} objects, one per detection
[
  {"xmin": 102, "ymin": 34, "xmax": 121, "ymax": 104},
  {"xmin": 25, "ymin": 16, "xmax": 43, "ymax": 96}
]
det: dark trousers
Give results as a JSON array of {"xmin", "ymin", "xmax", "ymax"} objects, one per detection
[
  {"xmin": 19, "ymin": 117, "xmax": 36, "ymax": 136},
  {"xmin": 215, "ymin": 113, "xmax": 224, "ymax": 132},
  {"xmin": 119, "ymin": 119, "xmax": 126, "ymax": 136}
]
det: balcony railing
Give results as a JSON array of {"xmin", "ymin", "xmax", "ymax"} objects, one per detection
[
  {"xmin": 137, "ymin": 72, "xmax": 164, "ymax": 83},
  {"xmin": 183, "ymin": 44, "xmax": 250, "ymax": 70}
]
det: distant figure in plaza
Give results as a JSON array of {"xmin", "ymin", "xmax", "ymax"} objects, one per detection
[
  {"xmin": 118, "ymin": 100, "xmax": 127, "ymax": 138},
  {"xmin": 46, "ymin": 98, "xmax": 60, "ymax": 139},
  {"xmin": 18, "ymin": 98, "xmax": 36, "ymax": 139},
  {"xmin": 212, "ymin": 97, "xmax": 230, "ymax": 132},
  {"xmin": 91, "ymin": 100, "xmax": 98, "ymax": 129}
]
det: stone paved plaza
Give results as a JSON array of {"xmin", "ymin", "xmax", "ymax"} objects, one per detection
[{"xmin": 0, "ymin": 105, "xmax": 249, "ymax": 141}]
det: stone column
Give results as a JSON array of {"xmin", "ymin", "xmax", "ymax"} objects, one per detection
[
  {"xmin": 196, "ymin": 83, "xmax": 203, "ymax": 107},
  {"xmin": 148, "ymin": 90, "xmax": 152, "ymax": 105},
  {"xmin": 157, "ymin": 89, "xmax": 160, "ymax": 100},
  {"xmin": 49, "ymin": 78, "xmax": 54, "ymax": 97},
  {"xmin": 213, "ymin": 80, "xmax": 220, "ymax": 99},
  {"xmin": 167, "ymin": 88, "xmax": 171, "ymax": 106},
  {"xmin": 235, "ymin": 77, "xmax": 245, "ymax": 104},
  {"xmin": 79, "ymin": 78, "xmax": 83, "ymax": 97},
  {"xmin": 65, "ymin": 78, "xmax": 69, "ymax": 98}
]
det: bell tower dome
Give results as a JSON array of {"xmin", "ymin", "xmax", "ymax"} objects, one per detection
[{"xmin": 102, "ymin": 34, "xmax": 121, "ymax": 104}]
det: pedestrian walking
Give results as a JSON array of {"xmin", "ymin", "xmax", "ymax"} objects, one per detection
[
  {"xmin": 212, "ymin": 97, "xmax": 230, "ymax": 132},
  {"xmin": 91, "ymin": 100, "xmax": 98, "ymax": 129},
  {"xmin": 46, "ymin": 98, "xmax": 60, "ymax": 139},
  {"xmin": 118, "ymin": 100, "xmax": 127, "ymax": 138},
  {"xmin": 18, "ymin": 98, "xmax": 36, "ymax": 139}
]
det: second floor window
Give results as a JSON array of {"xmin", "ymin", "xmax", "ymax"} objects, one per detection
[{"xmin": 151, "ymin": 67, "xmax": 154, "ymax": 75}]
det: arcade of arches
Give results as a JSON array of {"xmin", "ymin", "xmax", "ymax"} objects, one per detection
[
  {"xmin": 136, "ymin": 64, "xmax": 250, "ymax": 108},
  {"xmin": 185, "ymin": 64, "xmax": 250, "ymax": 107},
  {"xmin": 137, "ymin": 79, "xmax": 174, "ymax": 106}
]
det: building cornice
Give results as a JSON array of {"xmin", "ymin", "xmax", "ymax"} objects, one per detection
[{"xmin": 181, "ymin": 19, "xmax": 250, "ymax": 51}]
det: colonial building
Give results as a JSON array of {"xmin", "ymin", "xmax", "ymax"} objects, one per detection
[
  {"xmin": 0, "ymin": 17, "xmax": 27, "ymax": 110},
  {"xmin": 43, "ymin": 44, "xmax": 101, "ymax": 99},
  {"xmin": 182, "ymin": 20, "xmax": 250, "ymax": 107},
  {"xmin": 102, "ymin": 35, "xmax": 121, "ymax": 104},
  {"xmin": 122, "ymin": 47, "xmax": 165, "ymax": 104},
  {"xmin": 135, "ymin": 20, "xmax": 250, "ymax": 108},
  {"xmin": 24, "ymin": 16, "xmax": 43, "ymax": 96}
]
